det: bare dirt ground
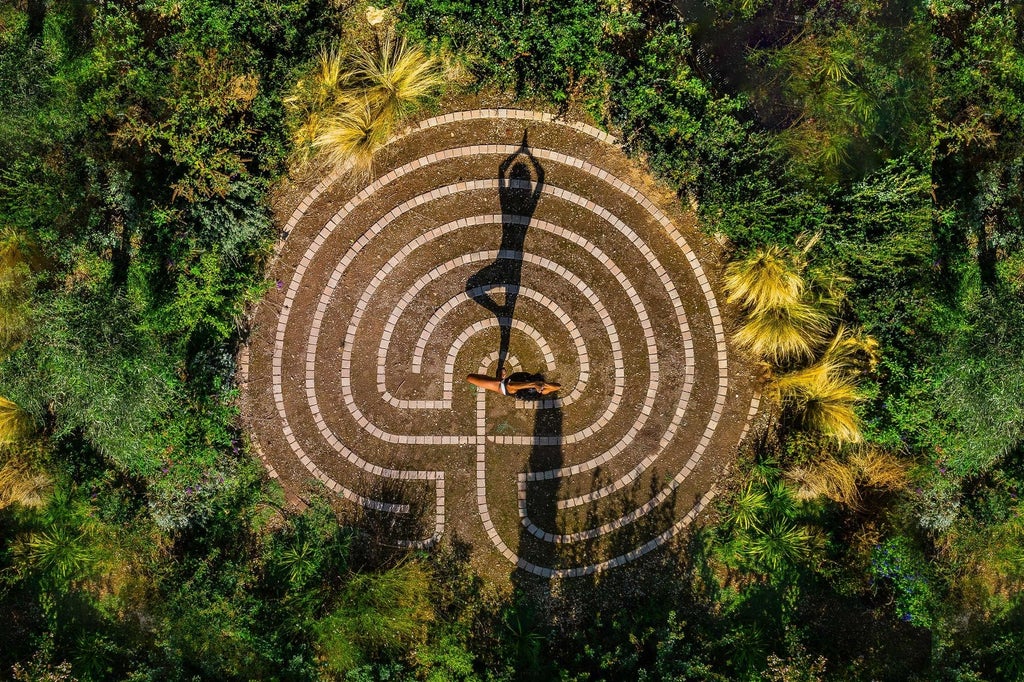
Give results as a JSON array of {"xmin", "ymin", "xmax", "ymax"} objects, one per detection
[{"xmin": 240, "ymin": 102, "xmax": 758, "ymax": 586}]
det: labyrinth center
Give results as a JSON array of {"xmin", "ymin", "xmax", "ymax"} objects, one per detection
[{"xmin": 244, "ymin": 109, "xmax": 759, "ymax": 578}]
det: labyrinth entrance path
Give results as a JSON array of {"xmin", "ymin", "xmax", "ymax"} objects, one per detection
[{"xmin": 242, "ymin": 109, "xmax": 759, "ymax": 579}]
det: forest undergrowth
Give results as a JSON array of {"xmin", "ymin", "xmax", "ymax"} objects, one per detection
[{"xmin": 1, "ymin": 0, "xmax": 1022, "ymax": 679}]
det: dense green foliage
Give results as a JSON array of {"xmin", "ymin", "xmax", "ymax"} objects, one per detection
[{"xmin": 1, "ymin": 0, "xmax": 1022, "ymax": 679}]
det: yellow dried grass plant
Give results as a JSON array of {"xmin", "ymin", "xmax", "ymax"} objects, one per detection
[
  {"xmin": 0, "ymin": 456, "xmax": 51, "ymax": 510},
  {"xmin": 850, "ymin": 448, "xmax": 909, "ymax": 491},
  {"xmin": 733, "ymin": 302, "xmax": 830, "ymax": 365},
  {"xmin": 724, "ymin": 244, "xmax": 806, "ymax": 316},
  {"xmin": 0, "ymin": 396, "xmax": 32, "ymax": 445},
  {"xmin": 789, "ymin": 457, "xmax": 860, "ymax": 506},
  {"xmin": 351, "ymin": 35, "xmax": 444, "ymax": 124},
  {"xmin": 312, "ymin": 99, "xmax": 393, "ymax": 172},
  {"xmin": 776, "ymin": 360, "xmax": 864, "ymax": 443},
  {"xmin": 288, "ymin": 34, "xmax": 442, "ymax": 173}
]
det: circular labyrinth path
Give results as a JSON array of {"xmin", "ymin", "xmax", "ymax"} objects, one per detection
[{"xmin": 243, "ymin": 109, "xmax": 760, "ymax": 578}]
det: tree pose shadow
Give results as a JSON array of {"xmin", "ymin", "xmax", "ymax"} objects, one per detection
[{"xmin": 466, "ymin": 131, "xmax": 545, "ymax": 377}]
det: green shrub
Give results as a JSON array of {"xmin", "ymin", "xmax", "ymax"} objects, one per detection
[
  {"xmin": 870, "ymin": 536, "xmax": 935, "ymax": 629},
  {"xmin": 316, "ymin": 560, "xmax": 435, "ymax": 675},
  {"xmin": 395, "ymin": 0, "xmax": 639, "ymax": 105}
]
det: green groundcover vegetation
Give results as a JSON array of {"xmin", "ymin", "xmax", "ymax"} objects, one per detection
[{"xmin": 1, "ymin": 0, "xmax": 1022, "ymax": 679}]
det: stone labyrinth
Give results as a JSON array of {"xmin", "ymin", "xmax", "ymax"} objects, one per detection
[{"xmin": 243, "ymin": 109, "xmax": 760, "ymax": 578}]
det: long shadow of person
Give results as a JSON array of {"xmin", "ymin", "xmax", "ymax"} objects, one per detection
[
  {"xmin": 466, "ymin": 131, "xmax": 545, "ymax": 377},
  {"xmin": 508, "ymin": 388, "xmax": 562, "ymax": 677}
]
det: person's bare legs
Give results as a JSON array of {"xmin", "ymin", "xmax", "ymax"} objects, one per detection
[
  {"xmin": 467, "ymin": 373, "xmax": 560, "ymax": 396},
  {"xmin": 505, "ymin": 379, "xmax": 560, "ymax": 395},
  {"xmin": 466, "ymin": 373, "xmax": 503, "ymax": 394}
]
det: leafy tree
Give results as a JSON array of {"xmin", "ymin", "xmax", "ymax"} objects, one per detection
[{"xmin": 0, "ymin": 290, "xmax": 172, "ymax": 477}]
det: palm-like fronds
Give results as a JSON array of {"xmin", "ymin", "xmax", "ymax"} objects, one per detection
[
  {"xmin": 352, "ymin": 35, "xmax": 443, "ymax": 124},
  {"xmin": 743, "ymin": 517, "xmax": 811, "ymax": 572},
  {"xmin": 22, "ymin": 526, "xmax": 97, "ymax": 587},
  {"xmin": 313, "ymin": 99, "xmax": 392, "ymax": 171},
  {"xmin": 777, "ymin": 362, "xmax": 864, "ymax": 443},
  {"xmin": 733, "ymin": 302, "xmax": 830, "ymax": 365},
  {"xmin": 278, "ymin": 539, "xmax": 318, "ymax": 587},
  {"xmin": 776, "ymin": 119, "xmax": 852, "ymax": 173},
  {"xmin": 749, "ymin": 458, "xmax": 783, "ymax": 486},
  {"xmin": 730, "ymin": 483, "xmax": 768, "ymax": 530}
]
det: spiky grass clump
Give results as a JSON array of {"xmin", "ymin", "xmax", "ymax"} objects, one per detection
[
  {"xmin": 788, "ymin": 449, "xmax": 908, "ymax": 506},
  {"xmin": 288, "ymin": 34, "xmax": 442, "ymax": 173},
  {"xmin": 316, "ymin": 560, "xmax": 434, "ymax": 674},
  {"xmin": 850, "ymin": 449, "xmax": 908, "ymax": 491},
  {"xmin": 818, "ymin": 324, "xmax": 879, "ymax": 372},
  {"xmin": 0, "ymin": 455, "xmax": 51, "ymax": 510},
  {"xmin": 312, "ymin": 99, "xmax": 392, "ymax": 172},
  {"xmin": 352, "ymin": 36, "xmax": 444, "ymax": 124},
  {"xmin": 789, "ymin": 457, "xmax": 860, "ymax": 506},
  {"xmin": 285, "ymin": 46, "xmax": 355, "ymax": 165},
  {"xmin": 0, "ymin": 396, "xmax": 32, "ymax": 445},
  {"xmin": 725, "ymin": 244, "xmax": 806, "ymax": 315},
  {"xmin": 777, "ymin": 361, "xmax": 864, "ymax": 443},
  {"xmin": 734, "ymin": 303, "xmax": 830, "ymax": 365},
  {"xmin": 726, "ymin": 234, "xmax": 835, "ymax": 365}
]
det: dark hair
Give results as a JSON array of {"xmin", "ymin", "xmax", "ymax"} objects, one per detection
[{"xmin": 512, "ymin": 387, "xmax": 544, "ymax": 401}]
